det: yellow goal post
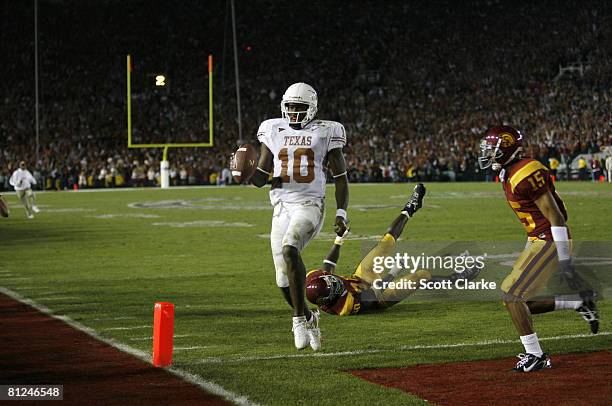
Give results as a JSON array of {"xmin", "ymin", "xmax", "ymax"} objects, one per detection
[{"xmin": 126, "ymin": 54, "xmax": 214, "ymax": 187}]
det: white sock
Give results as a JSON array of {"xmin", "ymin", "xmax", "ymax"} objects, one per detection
[
  {"xmin": 520, "ymin": 333, "xmax": 543, "ymax": 357},
  {"xmin": 555, "ymin": 294, "xmax": 582, "ymax": 310},
  {"xmin": 292, "ymin": 316, "xmax": 306, "ymax": 324}
]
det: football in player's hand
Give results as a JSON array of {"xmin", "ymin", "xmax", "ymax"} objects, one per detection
[
  {"xmin": 0, "ymin": 196, "xmax": 9, "ymax": 218},
  {"xmin": 230, "ymin": 144, "xmax": 257, "ymax": 184}
]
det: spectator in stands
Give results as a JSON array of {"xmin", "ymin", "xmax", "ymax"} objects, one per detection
[
  {"xmin": 591, "ymin": 157, "xmax": 602, "ymax": 182},
  {"xmin": 578, "ymin": 157, "xmax": 588, "ymax": 180},
  {"xmin": 1, "ymin": 1, "xmax": 610, "ymax": 189},
  {"xmin": 179, "ymin": 166, "xmax": 188, "ymax": 186},
  {"xmin": 218, "ymin": 168, "xmax": 231, "ymax": 186},
  {"xmin": 548, "ymin": 157, "xmax": 559, "ymax": 179}
]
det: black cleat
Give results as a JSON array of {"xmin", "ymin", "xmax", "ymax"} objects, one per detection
[
  {"xmin": 403, "ymin": 183, "xmax": 426, "ymax": 217},
  {"xmin": 512, "ymin": 353, "xmax": 552, "ymax": 372},
  {"xmin": 576, "ymin": 292, "xmax": 599, "ymax": 334},
  {"xmin": 449, "ymin": 264, "xmax": 482, "ymax": 283}
]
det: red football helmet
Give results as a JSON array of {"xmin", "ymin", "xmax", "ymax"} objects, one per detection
[
  {"xmin": 478, "ymin": 126, "xmax": 524, "ymax": 171},
  {"xmin": 305, "ymin": 272, "xmax": 345, "ymax": 306}
]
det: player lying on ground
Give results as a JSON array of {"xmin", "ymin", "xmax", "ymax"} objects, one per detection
[
  {"xmin": 305, "ymin": 184, "xmax": 480, "ymax": 315},
  {"xmin": 479, "ymin": 125, "xmax": 599, "ymax": 373}
]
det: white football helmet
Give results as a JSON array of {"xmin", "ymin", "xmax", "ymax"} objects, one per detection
[{"xmin": 280, "ymin": 82, "xmax": 317, "ymax": 127}]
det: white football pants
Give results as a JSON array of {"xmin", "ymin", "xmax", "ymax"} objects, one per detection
[{"xmin": 270, "ymin": 200, "xmax": 325, "ymax": 287}]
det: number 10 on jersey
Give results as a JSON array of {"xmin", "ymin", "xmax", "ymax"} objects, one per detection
[{"xmin": 278, "ymin": 148, "xmax": 315, "ymax": 183}]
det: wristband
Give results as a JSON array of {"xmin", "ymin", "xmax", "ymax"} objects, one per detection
[
  {"xmin": 334, "ymin": 228, "xmax": 349, "ymax": 245},
  {"xmin": 336, "ymin": 209, "xmax": 347, "ymax": 220},
  {"xmin": 324, "ymin": 259, "xmax": 337, "ymax": 267},
  {"xmin": 551, "ymin": 226, "xmax": 570, "ymax": 261}
]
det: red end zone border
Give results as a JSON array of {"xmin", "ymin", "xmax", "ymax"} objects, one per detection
[
  {"xmin": 0, "ymin": 289, "xmax": 251, "ymax": 405},
  {"xmin": 352, "ymin": 350, "xmax": 611, "ymax": 405}
]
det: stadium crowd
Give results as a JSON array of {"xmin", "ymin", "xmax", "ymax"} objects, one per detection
[{"xmin": 1, "ymin": 0, "xmax": 611, "ymax": 190}]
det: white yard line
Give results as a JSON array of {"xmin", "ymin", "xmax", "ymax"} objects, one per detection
[
  {"xmin": 130, "ymin": 334, "xmax": 194, "ymax": 341},
  {"xmin": 91, "ymin": 316, "xmax": 137, "ymax": 321},
  {"xmin": 53, "ymin": 302, "xmax": 103, "ymax": 307},
  {"xmin": 0, "ymin": 287, "xmax": 257, "ymax": 406},
  {"xmin": 174, "ymin": 346, "xmax": 210, "ymax": 351},
  {"xmin": 101, "ymin": 325, "xmax": 152, "ymax": 331},
  {"xmin": 36, "ymin": 296, "xmax": 81, "ymax": 301},
  {"xmin": 2, "ymin": 185, "xmax": 239, "ymax": 195},
  {"xmin": 196, "ymin": 331, "xmax": 612, "ymax": 364},
  {"xmin": 1, "ymin": 183, "xmax": 389, "ymax": 196}
]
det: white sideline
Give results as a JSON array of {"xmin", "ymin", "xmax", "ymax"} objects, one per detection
[
  {"xmin": 196, "ymin": 331, "xmax": 612, "ymax": 364},
  {"xmin": 0, "ymin": 287, "xmax": 257, "ymax": 406}
]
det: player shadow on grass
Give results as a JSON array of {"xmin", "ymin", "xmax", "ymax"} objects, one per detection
[
  {"xmin": 177, "ymin": 308, "xmax": 290, "ymax": 318},
  {"xmin": 0, "ymin": 227, "xmax": 93, "ymax": 249}
]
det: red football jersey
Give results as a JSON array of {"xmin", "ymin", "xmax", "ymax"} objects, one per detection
[
  {"xmin": 502, "ymin": 158, "xmax": 568, "ymax": 240},
  {"xmin": 305, "ymin": 269, "xmax": 369, "ymax": 316}
]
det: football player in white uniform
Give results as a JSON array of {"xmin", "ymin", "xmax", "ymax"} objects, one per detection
[
  {"xmin": 249, "ymin": 83, "xmax": 349, "ymax": 351},
  {"xmin": 9, "ymin": 161, "xmax": 40, "ymax": 219}
]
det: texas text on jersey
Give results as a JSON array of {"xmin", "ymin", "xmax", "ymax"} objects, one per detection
[
  {"xmin": 257, "ymin": 118, "xmax": 346, "ymax": 205},
  {"xmin": 305, "ymin": 269, "xmax": 368, "ymax": 316},
  {"xmin": 501, "ymin": 158, "xmax": 568, "ymax": 240}
]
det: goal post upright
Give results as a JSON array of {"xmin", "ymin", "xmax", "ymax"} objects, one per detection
[
  {"xmin": 208, "ymin": 54, "xmax": 213, "ymax": 148},
  {"xmin": 127, "ymin": 54, "xmax": 133, "ymax": 147},
  {"xmin": 126, "ymin": 54, "xmax": 215, "ymax": 188}
]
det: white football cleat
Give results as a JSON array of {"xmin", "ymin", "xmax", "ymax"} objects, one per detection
[
  {"xmin": 32, "ymin": 206, "xmax": 40, "ymax": 213},
  {"xmin": 292, "ymin": 318, "xmax": 309, "ymax": 350},
  {"xmin": 307, "ymin": 309, "xmax": 322, "ymax": 351},
  {"xmin": 27, "ymin": 214, "xmax": 34, "ymax": 219}
]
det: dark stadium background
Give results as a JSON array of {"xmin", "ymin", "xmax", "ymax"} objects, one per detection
[{"xmin": 1, "ymin": 0, "xmax": 610, "ymax": 190}]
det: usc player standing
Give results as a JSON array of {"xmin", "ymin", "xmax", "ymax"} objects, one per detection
[{"xmin": 479, "ymin": 125, "xmax": 599, "ymax": 372}]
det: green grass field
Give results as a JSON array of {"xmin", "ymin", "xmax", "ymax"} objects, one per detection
[{"xmin": 1, "ymin": 182, "xmax": 610, "ymax": 405}]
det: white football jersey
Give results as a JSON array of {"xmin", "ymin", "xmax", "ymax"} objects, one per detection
[
  {"xmin": 9, "ymin": 168, "xmax": 37, "ymax": 191},
  {"xmin": 257, "ymin": 118, "xmax": 346, "ymax": 205}
]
